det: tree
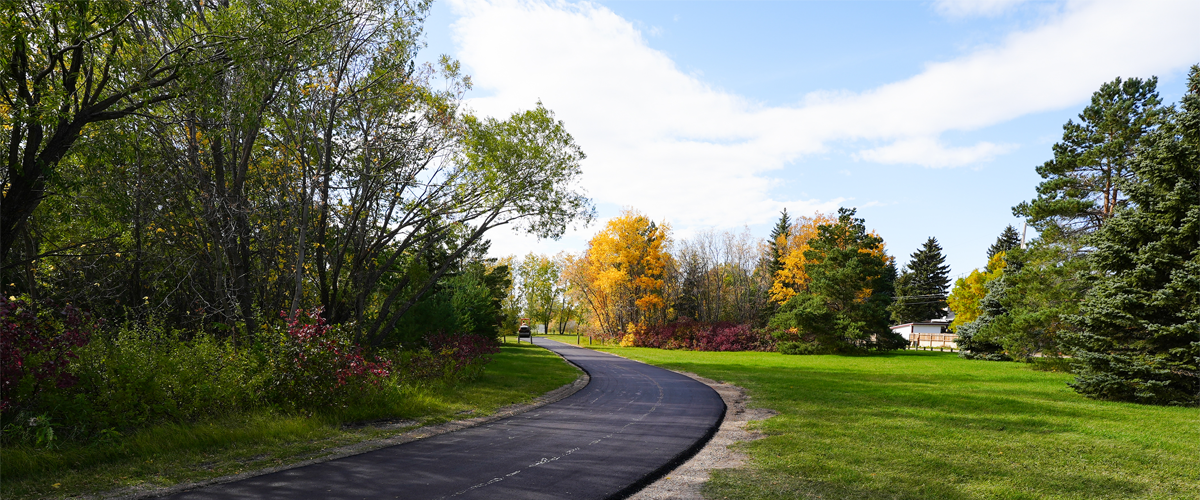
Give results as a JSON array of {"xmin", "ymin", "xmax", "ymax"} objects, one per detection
[
  {"xmin": 1064, "ymin": 65, "xmax": 1200, "ymax": 406},
  {"xmin": 771, "ymin": 208, "xmax": 898, "ymax": 350},
  {"xmin": 975, "ymin": 243, "xmax": 1085, "ymax": 361},
  {"xmin": 987, "ymin": 225, "xmax": 1021, "ymax": 262},
  {"xmin": 889, "ymin": 237, "xmax": 951, "ymax": 324},
  {"xmin": 1, "ymin": 0, "xmax": 208, "ymax": 266},
  {"xmin": 767, "ymin": 212, "xmax": 838, "ymax": 305},
  {"xmin": 671, "ymin": 228, "xmax": 768, "ymax": 325},
  {"xmin": 946, "ymin": 253, "xmax": 1006, "ymax": 331},
  {"xmin": 566, "ymin": 209, "xmax": 671, "ymax": 336},
  {"xmin": 1014, "ymin": 76, "xmax": 1165, "ymax": 239},
  {"xmin": 517, "ymin": 253, "xmax": 562, "ymax": 331},
  {"xmin": 766, "ymin": 209, "xmax": 791, "ymax": 278}
]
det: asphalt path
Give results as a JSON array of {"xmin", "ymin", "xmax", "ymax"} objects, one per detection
[{"xmin": 163, "ymin": 338, "xmax": 726, "ymax": 500}]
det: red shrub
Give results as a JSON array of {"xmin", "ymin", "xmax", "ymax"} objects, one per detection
[
  {"xmin": 268, "ymin": 308, "xmax": 391, "ymax": 407},
  {"xmin": 627, "ymin": 318, "xmax": 775, "ymax": 352},
  {"xmin": 0, "ymin": 297, "xmax": 97, "ymax": 413}
]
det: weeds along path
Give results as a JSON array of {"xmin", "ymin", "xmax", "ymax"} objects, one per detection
[{"xmin": 160, "ymin": 338, "xmax": 725, "ymax": 500}]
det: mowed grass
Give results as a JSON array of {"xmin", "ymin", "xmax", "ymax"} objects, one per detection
[
  {"xmin": 2, "ymin": 341, "xmax": 580, "ymax": 500},
  {"xmin": 586, "ymin": 346, "xmax": 1200, "ymax": 500}
]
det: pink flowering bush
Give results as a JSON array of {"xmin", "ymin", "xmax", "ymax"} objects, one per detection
[
  {"xmin": 0, "ymin": 297, "xmax": 97, "ymax": 414},
  {"xmin": 266, "ymin": 308, "xmax": 392, "ymax": 408}
]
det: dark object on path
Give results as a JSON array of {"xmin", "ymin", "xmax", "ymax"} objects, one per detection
[
  {"xmin": 518, "ymin": 324, "xmax": 533, "ymax": 343},
  {"xmin": 161, "ymin": 338, "xmax": 725, "ymax": 500}
]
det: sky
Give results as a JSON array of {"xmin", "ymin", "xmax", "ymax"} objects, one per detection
[{"xmin": 417, "ymin": 0, "xmax": 1199, "ymax": 279}]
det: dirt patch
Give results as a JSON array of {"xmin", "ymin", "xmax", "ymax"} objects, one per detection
[{"xmin": 628, "ymin": 372, "xmax": 776, "ymax": 500}]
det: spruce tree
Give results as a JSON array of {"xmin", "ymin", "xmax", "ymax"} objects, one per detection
[
  {"xmin": 1065, "ymin": 66, "xmax": 1200, "ymax": 406},
  {"xmin": 889, "ymin": 237, "xmax": 951, "ymax": 324},
  {"xmin": 767, "ymin": 209, "xmax": 791, "ymax": 278},
  {"xmin": 987, "ymin": 225, "xmax": 1021, "ymax": 261}
]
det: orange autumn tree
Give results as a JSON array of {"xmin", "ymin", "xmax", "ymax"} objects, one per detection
[{"xmin": 566, "ymin": 209, "xmax": 671, "ymax": 337}]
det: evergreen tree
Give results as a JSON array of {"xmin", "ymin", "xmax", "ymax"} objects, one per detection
[
  {"xmin": 772, "ymin": 208, "xmax": 901, "ymax": 351},
  {"xmin": 889, "ymin": 237, "xmax": 951, "ymax": 324},
  {"xmin": 1065, "ymin": 66, "xmax": 1200, "ymax": 406},
  {"xmin": 1014, "ymin": 77, "xmax": 1165, "ymax": 239},
  {"xmin": 987, "ymin": 225, "xmax": 1021, "ymax": 261},
  {"xmin": 767, "ymin": 209, "xmax": 791, "ymax": 278}
]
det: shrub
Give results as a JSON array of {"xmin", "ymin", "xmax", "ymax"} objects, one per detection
[
  {"xmin": 264, "ymin": 309, "xmax": 392, "ymax": 408},
  {"xmin": 622, "ymin": 319, "xmax": 775, "ymax": 352},
  {"xmin": 777, "ymin": 340, "xmax": 824, "ymax": 355},
  {"xmin": 0, "ymin": 297, "xmax": 97, "ymax": 414},
  {"xmin": 397, "ymin": 333, "xmax": 500, "ymax": 384}
]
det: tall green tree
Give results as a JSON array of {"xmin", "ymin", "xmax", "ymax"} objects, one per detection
[
  {"xmin": 889, "ymin": 237, "xmax": 950, "ymax": 324},
  {"xmin": 987, "ymin": 225, "xmax": 1021, "ymax": 262},
  {"xmin": 767, "ymin": 208, "xmax": 791, "ymax": 278},
  {"xmin": 1064, "ymin": 66, "xmax": 1200, "ymax": 406},
  {"xmin": 771, "ymin": 208, "xmax": 900, "ymax": 350},
  {"xmin": 517, "ymin": 253, "xmax": 563, "ymax": 331},
  {"xmin": 1014, "ymin": 76, "xmax": 1165, "ymax": 239}
]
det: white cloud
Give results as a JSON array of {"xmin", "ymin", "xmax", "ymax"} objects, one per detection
[
  {"xmin": 446, "ymin": 0, "xmax": 1200, "ymax": 255},
  {"xmin": 856, "ymin": 137, "xmax": 1017, "ymax": 168}
]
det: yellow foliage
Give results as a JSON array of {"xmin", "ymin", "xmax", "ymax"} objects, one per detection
[
  {"xmin": 620, "ymin": 333, "xmax": 637, "ymax": 347},
  {"xmin": 565, "ymin": 209, "xmax": 672, "ymax": 335},
  {"xmin": 947, "ymin": 253, "xmax": 1007, "ymax": 331}
]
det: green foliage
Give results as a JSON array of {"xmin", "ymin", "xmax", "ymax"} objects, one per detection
[
  {"xmin": 889, "ymin": 236, "xmax": 951, "ymax": 324},
  {"xmin": 776, "ymin": 340, "xmax": 824, "ymax": 355},
  {"xmin": 767, "ymin": 208, "xmax": 791, "ymax": 279},
  {"xmin": 769, "ymin": 208, "xmax": 894, "ymax": 351},
  {"xmin": 976, "ymin": 244, "xmax": 1085, "ymax": 361},
  {"xmin": 1064, "ymin": 66, "xmax": 1200, "ymax": 406},
  {"xmin": 517, "ymin": 253, "xmax": 563, "ymax": 329},
  {"xmin": 1014, "ymin": 76, "xmax": 1165, "ymax": 238},
  {"xmin": 987, "ymin": 225, "xmax": 1021, "ymax": 264}
]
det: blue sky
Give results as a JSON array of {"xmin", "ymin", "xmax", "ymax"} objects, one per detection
[{"xmin": 418, "ymin": 0, "xmax": 1198, "ymax": 278}]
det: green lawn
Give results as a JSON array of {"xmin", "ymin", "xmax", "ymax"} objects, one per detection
[
  {"xmin": 2, "ymin": 341, "xmax": 580, "ymax": 500},
  {"xmin": 585, "ymin": 346, "xmax": 1200, "ymax": 500}
]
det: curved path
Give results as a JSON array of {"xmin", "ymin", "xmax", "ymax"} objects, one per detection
[{"xmin": 164, "ymin": 338, "xmax": 725, "ymax": 500}]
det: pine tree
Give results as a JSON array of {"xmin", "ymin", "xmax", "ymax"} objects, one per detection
[
  {"xmin": 1065, "ymin": 66, "xmax": 1200, "ymax": 406},
  {"xmin": 987, "ymin": 225, "xmax": 1021, "ymax": 261},
  {"xmin": 889, "ymin": 237, "xmax": 951, "ymax": 324},
  {"xmin": 1014, "ymin": 77, "xmax": 1165, "ymax": 239}
]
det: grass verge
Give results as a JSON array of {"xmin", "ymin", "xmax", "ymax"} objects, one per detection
[
  {"xmin": 2, "ymin": 341, "xmax": 579, "ymax": 500},
  {"xmin": 584, "ymin": 346, "xmax": 1199, "ymax": 500}
]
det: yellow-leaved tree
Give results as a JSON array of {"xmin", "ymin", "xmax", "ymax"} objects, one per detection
[
  {"xmin": 947, "ymin": 252, "xmax": 1007, "ymax": 331},
  {"xmin": 767, "ymin": 212, "xmax": 843, "ymax": 304},
  {"xmin": 564, "ymin": 209, "xmax": 671, "ymax": 337}
]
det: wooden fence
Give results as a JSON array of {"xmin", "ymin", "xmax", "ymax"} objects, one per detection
[{"xmin": 908, "ymin": 333, "xmax": 959, "ymax": 351}]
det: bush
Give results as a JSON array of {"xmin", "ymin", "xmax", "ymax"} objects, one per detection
[
  {"xmin": 264, "ymin": 309, "xmax": 392, "ymax": 409},
  {"xmin": 0, "ymin": 297, "xmax": 97, "ymax": 414},
  {"xmin": 622, "ymin": 319, "xmax": 775, "ymax": 352},
  {"xmin": 396, "ymin": 332, "xmax": 500, "ymax": 384},
  {"xmin": 777, "ymin": 341, "xmax": 824, "ymax": 355},
  {"xmin": 956, "ymin": 318, "xmax": 1011, "ymax": 361}
]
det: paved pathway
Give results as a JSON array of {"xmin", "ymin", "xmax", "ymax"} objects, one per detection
[{"xmin": 164, "ymin": 338, "xmax": 725, "ymax": 500}]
